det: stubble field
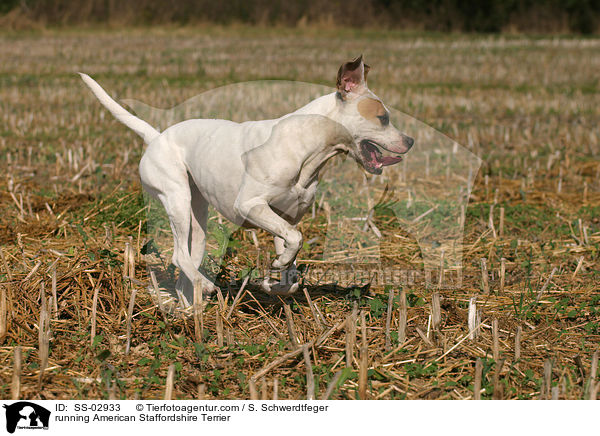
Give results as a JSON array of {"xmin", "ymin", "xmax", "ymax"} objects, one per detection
[{"xmin": 0, "ymin": 27, "xmax": 599, "ymax": 400}]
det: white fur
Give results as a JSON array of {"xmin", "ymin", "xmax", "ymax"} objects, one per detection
[{"xmin": 80, "ymin": 62, "xmax": 412, "ymax": 299}]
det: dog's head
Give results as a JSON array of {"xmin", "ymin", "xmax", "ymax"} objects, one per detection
[{"xmin": 334, "ymin": 55, "xmax": 414, "ymax": 175}]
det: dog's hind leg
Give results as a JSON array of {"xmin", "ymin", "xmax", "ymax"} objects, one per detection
[
  {"xmin": 140, "ymin": 151, "xmax": 206, "ymax": 303},
  {"xmin": 175, "ymin": 177, "xmax": 215, "ymax": 299},
  {"xmin": 189, "ymin": 178, "xmax": 208, "ymax": 270}
]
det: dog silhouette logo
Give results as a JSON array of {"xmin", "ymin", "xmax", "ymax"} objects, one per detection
[{"xmin": 2, "ymin": 402, "xmax": 51, "ymax": 433}]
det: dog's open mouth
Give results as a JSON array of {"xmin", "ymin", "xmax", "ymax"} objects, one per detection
[{"xmin": 360, "ymin": 139, "xmax": 403, "ymax": 174}]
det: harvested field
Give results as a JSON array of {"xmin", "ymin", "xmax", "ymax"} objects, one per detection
[{"xmin": 0, "ymin": 27, "xmax": 599, "ymax": 400}]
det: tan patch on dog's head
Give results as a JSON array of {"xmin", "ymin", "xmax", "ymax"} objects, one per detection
[{"xmin": 357, "ymin": 98, "xmax": 386, "ymax": 122}]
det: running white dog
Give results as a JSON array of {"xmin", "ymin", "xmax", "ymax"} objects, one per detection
[{"xmin": 80, "ymin": 56, "xmax": 413, "ymax": 299}]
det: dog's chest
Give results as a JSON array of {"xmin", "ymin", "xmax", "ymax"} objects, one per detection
[{"xmin": 270, "ymin": 181, "xmax": 318, "ymax": 223}]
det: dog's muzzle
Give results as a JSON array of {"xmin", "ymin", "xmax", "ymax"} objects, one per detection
[{"xmin": 360, "ymin": 139, "xmax": 403, "ymax": 175}]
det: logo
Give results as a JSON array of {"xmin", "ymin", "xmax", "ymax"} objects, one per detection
[{"xmin": 2, "ymin": 402, "xmax": 50, "ymax": 433}]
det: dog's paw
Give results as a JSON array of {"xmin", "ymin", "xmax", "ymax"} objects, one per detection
[
  {"xmin": 261, "ymin": 278, "xmax": 299, "ymax": 296},
  {"xmin": 202, "ymin": 283, "xmax": 218, "ymax": 297},
  {"xmin": 272, "ymin": 254, "xmax": 297, "ymax": 271},
  {"xmin": 271, "ymin": 260, "xmax": 282, "ymax": 270}
]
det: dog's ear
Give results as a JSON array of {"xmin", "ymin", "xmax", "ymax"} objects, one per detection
[{"xmin": 336, "ymin": 55, "xmax": 369, "ymax": 97}]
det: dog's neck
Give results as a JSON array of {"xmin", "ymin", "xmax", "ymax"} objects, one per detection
[
  {"xmin": 291, "ymin": 93, "xmax": 354, "ymax": 187},
  {"xmin": 297, "ymin": 139, "xmax": 346, "ymax": 188},
  {"xmin": 292, "ymin": 92, "xmax": 340, "ymax": 120}
]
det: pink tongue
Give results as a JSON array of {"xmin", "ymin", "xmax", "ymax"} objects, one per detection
[{"xmin": 380, "ymin": 155, "xmax": 402, "ymax": 166}]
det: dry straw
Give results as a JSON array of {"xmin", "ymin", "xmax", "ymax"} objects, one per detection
[
  {"xmin": 226, "ymin": 276, "xmax": 249, "ymax": 320},
  {"xmin": 303, "ymin": 344, "xmax": 315, "ymax": 400},
  {"xmin": 492, "ymin": 359, "xmax": 505, "ymax": 400},
  {"xmin": 589, "ymin": 351, "xmax": 598, "ymax": 400},
  {"xmin": 164, "ymin": 364, "xmax": 175, "ymax": 400},
  {"xmin": 500, "ymin": 258, "xmax": 506, "ymax": 293},
  {"xmin": 193, "ymin": 280, "xmax": 204, "ymax": 343},
  {"xmin": 284, "ymin": 301, "xmax": 300, "ymax": 348},
  {"xmin": 38, "ymin": 284, "xmax": 51, "ymax": 387},
  {"xmin": 468, "ymin": 297, "xmax": 480, "ymax": 340},
  {"xmin": 125, "ymin": 288, "xmax": 138, "ymax": 355},
  {"xmin": 438, "ymin": 249, "xmax": 445, "ymax": 287},
  {"xmin": 1, "ymin": 31, "xmax": 598, "ymax": 401},
  {"xmin": 492, "ymin": 318, "xmax": 500, "ymax": 361},
  {"xmin": 0, "ymin": 285, "xmax": 7, "ymax": 343},
  {"xmin": 261, "ymin": 380, "xmax": 268, "ymax": 400},
  {"xmin": 480, "ymin": 258, "xmax": 490, "ymax": 294},
  {"xmin": 474, "ymin": 358, "xmax": 483, "ymax": 400},
  {"xmin": 51, "ymin": 266, "xmax": 58, "ymax": 317},
  {"xmin": 345, "ymin": 303, "xmax": 358, "ymax": 367},
  {"xmin": 431, "ymin": 292, "xmax": 441, "ymax": 333},
  {"xmin": 398, "ymin": 289, "xmax": 407, "ymax": 345},
  {"xmin": 384, "ymin": 288, "xmax": 394, "ymax": 351},
  {"xmin": 303, "ymin": 287, "xmax": 324, "ymax": 330},
  {"xmin": 541, "ymin": 359, "xmax": 553, "ymax": 400},
  {"xmin": 248, "ymin": 379, "xmax": 258, "ymax": 400},
  {"xmin": 572, "ymin": 256, "xmax": 584, "ymax": 279},
  {"xmin": 358, "ymin": 310, "xmax": 368, "ymax": 400},
  {"xmin": 215, "ymin": 307, "xmax": 224, "ymax": 347},
  {"xmin": 514, "ymin": 326, "xmax": 522, "ymax": 366},
  {"xmin": 90, "ymin": 272, "xmax": 104, "ymax": 346},
  {"xmin": 536, "ymin": 267, "xmax": 557, "ymax": 304},
  {"xmin": 11, "ymin": 346, "xmax": 22, "ymax": 400}
]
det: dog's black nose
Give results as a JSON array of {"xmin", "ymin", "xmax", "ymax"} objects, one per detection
[{"xmin": 404, "ymin": 136, "xmax": 414, "ymax": 149}]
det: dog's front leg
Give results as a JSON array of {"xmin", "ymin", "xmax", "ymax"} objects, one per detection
[
  {"xmin": 235, "ymin": 199, "xmax": 302, "ymax": 270},
  {"xmin": 260, "ymin": 236, "xmax": 299, "ymax": 295}
]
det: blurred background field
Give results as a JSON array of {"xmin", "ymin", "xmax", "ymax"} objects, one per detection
[
  {"xmin": 1, "ymin": 0, "xmax": 599, "ymax": 33},
  {"xmin": 0, "ymin": 20, "xmax": 599, "ymax": 400}
]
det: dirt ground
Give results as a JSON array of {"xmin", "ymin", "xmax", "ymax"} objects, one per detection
[{"xmin": 0, "ymin": 27, "xmax": 598, "ymax": 400}]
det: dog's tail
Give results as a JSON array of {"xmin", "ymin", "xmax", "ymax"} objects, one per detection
[{"xmin": 78, "ymin": 73, "xmax": 160, "ymax": 144}]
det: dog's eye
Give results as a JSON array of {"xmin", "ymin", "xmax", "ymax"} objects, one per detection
[{"xmin": 377, "ymin": 113, "xmax": 389, "ymax": 126}]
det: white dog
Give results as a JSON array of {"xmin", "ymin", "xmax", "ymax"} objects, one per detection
[{"xmin": 80, "ymin": 56, "xmax": 413, "ymax": 299}]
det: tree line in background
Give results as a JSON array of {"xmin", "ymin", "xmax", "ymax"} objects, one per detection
[{"xmin": 1, "ymin": 0, "xmax": 598, "ymax": 33}]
